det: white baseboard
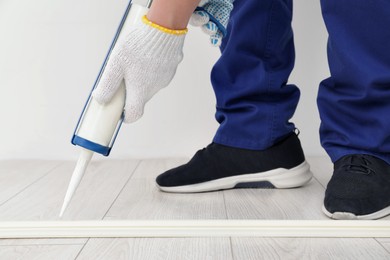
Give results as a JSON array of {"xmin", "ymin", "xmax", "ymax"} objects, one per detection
[{"xmin": 0, "ymin": 220, "xmax": 389, "ymax": 238}]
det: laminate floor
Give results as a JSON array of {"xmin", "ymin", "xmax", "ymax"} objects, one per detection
[{"xmin": 0, "ymin": 157, "xmax": 389, "ymax": 259}]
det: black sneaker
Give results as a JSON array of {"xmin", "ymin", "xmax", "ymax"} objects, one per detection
[
  {"xmin": 155, "ymin": 132, "xmax": 312, "ymax": 193},
  {"xmin": 323, "ymin": 154, "xmax": 390, "ymax": 220}
]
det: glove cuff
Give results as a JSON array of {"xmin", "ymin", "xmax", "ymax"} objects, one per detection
[
  {"xmin": 123, "ymin": 16, "xmax": 187, "ymax": 60},
  {"xmin": 142, "ymin": 15, "xmax": 188, "ymax": 35}
]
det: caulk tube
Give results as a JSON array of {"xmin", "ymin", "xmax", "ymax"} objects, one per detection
[{"xmin": 60, "ymin": 0, "xmax": 153, "ymax": 218}]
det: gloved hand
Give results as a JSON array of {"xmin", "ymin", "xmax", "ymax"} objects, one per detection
[
  {"xmin": 190, "ymin": 0, "xmax": 234, "ymax": 47},
  {"xmin": 92, "ymin": 15, "xmax": 187, "ymax": 123}
]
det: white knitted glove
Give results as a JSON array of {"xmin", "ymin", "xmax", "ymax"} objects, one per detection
[
  {"xmin": 92, "ymin": 16, "xmax": 187, "ymax": 123},
  {"xmin": 190, "ymin": 0, "xmax": 234, "ymax": 47}
]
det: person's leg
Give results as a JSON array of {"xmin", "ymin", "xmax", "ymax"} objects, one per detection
[
  {"xmin": 318, "ymin": 0, "xmax": 390, "ymax": 219},
  {"xmin": 156, "ymin": 0, "xmax": 312, "ymax": 193},
  {"xmin": 318, "ymin": 0, "xmax": 390, "ymax": 163},
  {"xmin": 211, "ymin": 0, "xmax": 300, "ymax": 150}
]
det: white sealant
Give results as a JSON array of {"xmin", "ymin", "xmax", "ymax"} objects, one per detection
[{"xmin": 59, "ymin": 148, "xmax": 93, "ymax": 217}]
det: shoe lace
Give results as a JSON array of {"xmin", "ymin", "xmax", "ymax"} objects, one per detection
[{"xmin": 342, "ymin": 155, "xmax": 376, "ymax": 175}]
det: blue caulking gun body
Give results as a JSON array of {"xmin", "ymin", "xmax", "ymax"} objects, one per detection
[{"xmin": 60, "ymin": 0, "xmax": 153, "ymax": 217}]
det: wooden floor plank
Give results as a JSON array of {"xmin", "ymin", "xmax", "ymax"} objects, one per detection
[
  {"xmin": 105, "ymin": 159, "xmax": 227, "ymax": 219},
  {"xmin": 0, "ymin": 161, "xmax": 60, "ymax": 205},
  {"xmin": 0, "ymin": 244, "xmax": 83, "ymax": 260},
  {"xmin": 0, "ymin": 160, "xmax": 139, "ymax": 221},
  {"xmin": 76, "ymin": 237, "xmax": 232, "ymax": 260},
  {"xmin": 231, "ymin": 237, "xmax": 390, "ymax": 260}
]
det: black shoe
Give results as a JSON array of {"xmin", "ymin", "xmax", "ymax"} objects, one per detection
[
  {"xmin": 323, "ymin": 154, "xmax": 390, "ymax": 220},
  {"xmin": 155, "ymin": 132, "xmax": 312, "ymax": 193}
]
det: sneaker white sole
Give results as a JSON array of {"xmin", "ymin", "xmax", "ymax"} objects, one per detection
[
  {"xmin": 156, "ymin": 161, "xmax": 312, "ymax": 193},
  {"xmin": 322, "ymin": 204, "xmax": 390, "ymax": 220}
]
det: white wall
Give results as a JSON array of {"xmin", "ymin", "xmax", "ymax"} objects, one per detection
[{"xmin": 0, "ymin": 0, "xmax": 329, "ymax": 160}]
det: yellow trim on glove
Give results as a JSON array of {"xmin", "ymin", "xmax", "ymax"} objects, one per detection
[{"xmin": 142, "ymin": 15, "xmax": 188, "ymax": 35}]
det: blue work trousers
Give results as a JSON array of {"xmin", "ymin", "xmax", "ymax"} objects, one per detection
[{"xmin": 211, "ymin": 0, "xmax": 390, "ymax": 164}]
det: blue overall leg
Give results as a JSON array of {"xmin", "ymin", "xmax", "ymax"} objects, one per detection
[
  {"xmin": 210, "ymin": 0, "xmax": 299, "ymax": 150},
  {"xmin": 318, "ymin": 1, "xmax": 390, "ymax": 164}
]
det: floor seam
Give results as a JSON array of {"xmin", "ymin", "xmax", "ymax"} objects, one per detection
[
  {"xmin": 229, "ymin": 237, "xmax": 235, "ymax": 260},
  {"xmin": 312, "ymin": 175, "xmax": 326, "ymax": 190},
  {"xmin": 222, "ymin": 191, "xmax": 229, "ymax": 220},
  {"xmin": 101, "ymin": 160, "xmax": 142, "ymax": 220},
  {"xmin": 0, "ymin": 162, "xmax": 63, "ymax": 208},
  {"xmin": 374, "ymin": 238, "xmax": 390, "ymax": 255},
  {"xmin": 73, "ymin": 238, "xmax": 90, "ymax": 260}
]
